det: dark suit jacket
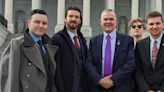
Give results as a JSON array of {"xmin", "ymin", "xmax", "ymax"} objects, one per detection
[
  {"xmin": 85, "ymin": 32, "xmax": 135, "ymax": 92},
  {"xmin": 50, "ymin": 27, "xmax": 88, "ymax": 92},
  {"xmin": 135, "ymin": 34, "xmax": 164, "ymax": 92}
]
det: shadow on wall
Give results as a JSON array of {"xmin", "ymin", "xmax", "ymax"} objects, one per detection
[
  {"xmin": 0, "ymin": 14, "xmax": 7, "ymax": 28},
  {"xmin": 14, "ymin": 10, "xmax": 26, "ymax": 33},
  {"xmin": 118, "ymin": 16, "xmax": 128, "ymax": 34}
]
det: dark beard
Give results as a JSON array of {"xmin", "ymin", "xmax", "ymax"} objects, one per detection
[{"xmin": 67, "ymin": 24, "xmax": 78, "ymax": 30}]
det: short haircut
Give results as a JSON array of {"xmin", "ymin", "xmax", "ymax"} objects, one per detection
[
  {"xmin": 65, "ymin": 6, "xmax": 81, "ymax": 18},
  {"xmin": 128, "ymin": 18, "xmax": 144, "ymax": 27},
  {"xmin": 146, "ymin": 11, "xmax": 163, "ymax": 23},
  {"xmin": 100, "ymin": 9, "xmax": 116, "ymax": 20},
  {"xmin": 30, "ymin": 9, "xmax": 48, "ymax": 18}
]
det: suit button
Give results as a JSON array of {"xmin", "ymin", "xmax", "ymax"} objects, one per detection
[
  {"xmin": 28, "ymin": 63, "xmax": 32, "ymax": 66},
  {"xmin": 27, "ymin": 74, "xmax": 30, "ymax": 77},
  {"xmin": 25, "ymin": 85, "xmax": 28, "ymax": 89}
]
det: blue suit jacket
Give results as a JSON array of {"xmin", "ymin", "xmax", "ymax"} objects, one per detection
[
  {"xmin": 50, "ymin": 27, "xmax": 88, "ymax": 92},
  {"xmin": 85, "ymin": 33, "xmax": 135, "ymax": 92}
]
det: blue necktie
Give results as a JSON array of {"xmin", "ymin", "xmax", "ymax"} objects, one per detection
[
  {"xmin": 37, "ymin": 40, "xmax": 45, "ymax": 58},
  {"xmin": 104, "ymin": 34, "xmax": 112, "ymax": 76}
]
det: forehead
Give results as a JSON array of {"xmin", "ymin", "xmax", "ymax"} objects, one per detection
[
  {"xmin": 67, "ymin": 10, "xmax": 80, "ymax": 16},
  {"xmin": 147, "ymin": 17, "xmax": 162, "ymax": 23},
  {"xmin": 132, "ymin": 22, "xmax": 142, "ymax": 25},
  {"xmin": 101, "ymin": 11, "xmax": 116, "ymax": 19},
  {"xmin": 30, "ymin": 13, "xmax": 48, "ymax": 21}
]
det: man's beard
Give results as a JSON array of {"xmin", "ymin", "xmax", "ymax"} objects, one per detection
[{"xmin": 67, "ymin": 23, "xmax": 78, "ymax": 29}]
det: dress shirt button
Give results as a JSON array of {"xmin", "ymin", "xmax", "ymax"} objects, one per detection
[
  {"xmin": 25, "ymin": 85, "xmax": 28, "ymax": 89},
  {"xmin": 27, "ymin": 74, "xmax": 30, "ymax": 77},
  {"xmin": 28, "ymin": 63, "xmax": 32, "ymax": 66}
]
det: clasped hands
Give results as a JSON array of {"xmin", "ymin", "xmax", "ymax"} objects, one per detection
[
  {"xmin": 99, "ymin": 75, "xmax": 114, "ymax": 89},
  {"xmin": 147, "ymin": 90, "xmax": 161, "ymax": 92}
]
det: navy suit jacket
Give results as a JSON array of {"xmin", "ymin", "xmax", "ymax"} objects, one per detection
[
  {"xmin": 85, "ymin": 32, "xmax": 135, "ymax": 92},
  {"xmin": 50, "ymin": 27, "xmax": 88, "ymax": 92}
]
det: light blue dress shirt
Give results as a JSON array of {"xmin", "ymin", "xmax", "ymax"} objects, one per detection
[
  {"xmin": 67, "ymin": 30, "xmax": 80, "ymax": 47},
  {"xmin": 29, "ymin": 31, "xmax": 45, "ymax": 52},
  {"xmin": 150, "ymin": 32, "xmax": 163, "ymax": 61},
  {"xmin": 102, "ymin": 29, "xmax": 117, "ymax": 75}
]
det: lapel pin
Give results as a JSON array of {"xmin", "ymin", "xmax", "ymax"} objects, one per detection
[
  {"xmin": 162, "ymin": 43, "xmax": 164, "ymax": 46},
  {"xmin": 117, "ymin": 40, "xmax": 120, "ymax": 45}
]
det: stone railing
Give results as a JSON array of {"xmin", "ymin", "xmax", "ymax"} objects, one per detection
[{"xmin": 0, "ymin": 23, "xmax": 10, "ymax": 47}]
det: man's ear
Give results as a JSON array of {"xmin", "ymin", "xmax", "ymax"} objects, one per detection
[{"xmin": 27, "ymin": 19, "xmax": 30, "ymax": 27}]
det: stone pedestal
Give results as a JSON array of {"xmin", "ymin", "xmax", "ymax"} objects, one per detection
[
  {"xmin": 81, "ymin": 26, "xmax": 92, "ymax": 45},
  {"xmin": 54, "ymin": 24, "xmax": 64, "ymax": 33}
]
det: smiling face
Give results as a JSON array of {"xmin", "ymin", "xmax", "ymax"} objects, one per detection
[
  {"xmin": 64, "ymin": 10, "xmax": 81, "ymax": 33},
  {"xmin": 28, "ymin": 13, "xmax": 48, "ymax": 37},
  {"xmin": 100, "ymin": 10, "xmax": 117, "ymax": 33},
  {"xmin": 146, "ymin": 17, "xmax": 164, "ymax": 39}
]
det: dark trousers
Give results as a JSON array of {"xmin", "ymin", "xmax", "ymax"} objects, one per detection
[{"xmin": 101, "ymin": 86, "xmax": 114, "ymax": 92}]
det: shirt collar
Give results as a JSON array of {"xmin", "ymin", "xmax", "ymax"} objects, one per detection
[
  {"xmin": 29, "ymin": 31, "xmax": 42, "ymax": 43},
  {"xmin": 150, "ymin": 32, "xmax": 163, "ymax": 44},
  {"xmin": 67, "ymin": 30, "xmax": 78, "ymax": 39},
  {"xmin": 103, "ymin": 29, "xmax": 117, "ymax": 39}
]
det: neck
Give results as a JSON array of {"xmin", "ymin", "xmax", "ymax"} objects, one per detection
[{"xmin": 67, "ymin": 28, "xmax": 77, "ymax": 34}]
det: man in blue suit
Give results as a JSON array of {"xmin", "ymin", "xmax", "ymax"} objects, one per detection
[{"xmin": 85, "ymin": 9, "xmax": 135, "ymax": 92}]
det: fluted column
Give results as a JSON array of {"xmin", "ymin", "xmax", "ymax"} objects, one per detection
[
  {"xmin": 0, "ymin": 0, "xmax": 2, "ymax": 14},
  {"xmin": 4, "ymin": 0, "xmax": 14, "ymax": 33},
  {"xmin": 54, "ymin": 0, "xmax": 65, "ymax": 33},
  {"xmin": 131, "ymin": 0, "xmax": 139, "ymax": 19},
  {"xmin": 155, "ymin": 0, "xmax": 162, "ymax": 13},
  {"xmin": 105, "ymin": 0, "xmax": 115, "ymax": 10},
  {"xmin": 32, "ymin": 0, "xmax": 43, "ymax": 10},
  {"xmin": 81, "ymin": 0, "xmax": 92, "ymax": 45}
]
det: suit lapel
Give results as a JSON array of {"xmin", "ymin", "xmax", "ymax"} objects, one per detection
[
  {"xmin": 113, "ymin": 33, "xmax": 121, "ymax": 64},
  {"xmin": 156, "ymin": 35, "xmax": 164, "ymax": 67},
  {"xmin": 97, "ymin": 35, "xmax": 103, "ymax": 62},
  {"xmin": 24, "ymin": 45, "xmax": 47, "ymax": 76},
  {"xmin": 142, "ymin": 38, "xmax": 153, "ymax": 70}
]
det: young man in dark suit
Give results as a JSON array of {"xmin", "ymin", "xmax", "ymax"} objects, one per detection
[
  {"xmin": 85, "ymin": 9, "xmax": 135, "ymax": 92},
  {"xmin": 50, "ymin": 6, "xmax": 88, "ymax": 92},
  {"xmin": 135, "ymin": 11, "xmax": 164, "ymax": 92}
]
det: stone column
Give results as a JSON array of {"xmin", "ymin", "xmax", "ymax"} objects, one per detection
[
  {"xmin": 54, "ymin": 0, "xmax": 65, "ymax": 33},
  {"xmin": 105, "ymin": 0, "xmax": 115, "ymax": 10},
  {"xmin": 131, "ymin": 0, "xmax": 139, "ymax": 19},
  {"xmin": 155, "ymin": 0, "xmax": 162, "ymax": 13},
  {"xmin": 0, "ymin": 0, "xmax": 2, "ymax": 14},
  {"xmin": 150, "ymin": 0, "xmax": 155, "ymax": 11},
  {"xmin": 4, "ymin": 0, "xmax": 14, "ymax": 33},
  {"xmin": 81, "ymin": 0, "xmax": 92, "ymax": 45},
  {"xmin": 32, "ymin": 0, "xmax": 43, "ymax": 10}
]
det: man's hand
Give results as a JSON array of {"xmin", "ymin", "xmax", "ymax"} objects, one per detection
[
  {"xmin": 99, "ymin": 75, "xmax": 113, "ymax": 89},
  {"xmin": 157, "ymin": 90, "xmax": 161, "ymax": 92},
  {"xmin": 147, "ymin": 90, "xmax": 154, "ymax": 92}
]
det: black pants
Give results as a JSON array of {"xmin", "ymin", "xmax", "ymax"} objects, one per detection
[{"xmin": 101, "ymin": 86, "xmax": 114, "ymax": 92}]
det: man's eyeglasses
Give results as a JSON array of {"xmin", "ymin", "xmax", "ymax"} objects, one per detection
[{"xmin": 131, "ymin": 25, "xmax": 143, "ymax": 29}]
